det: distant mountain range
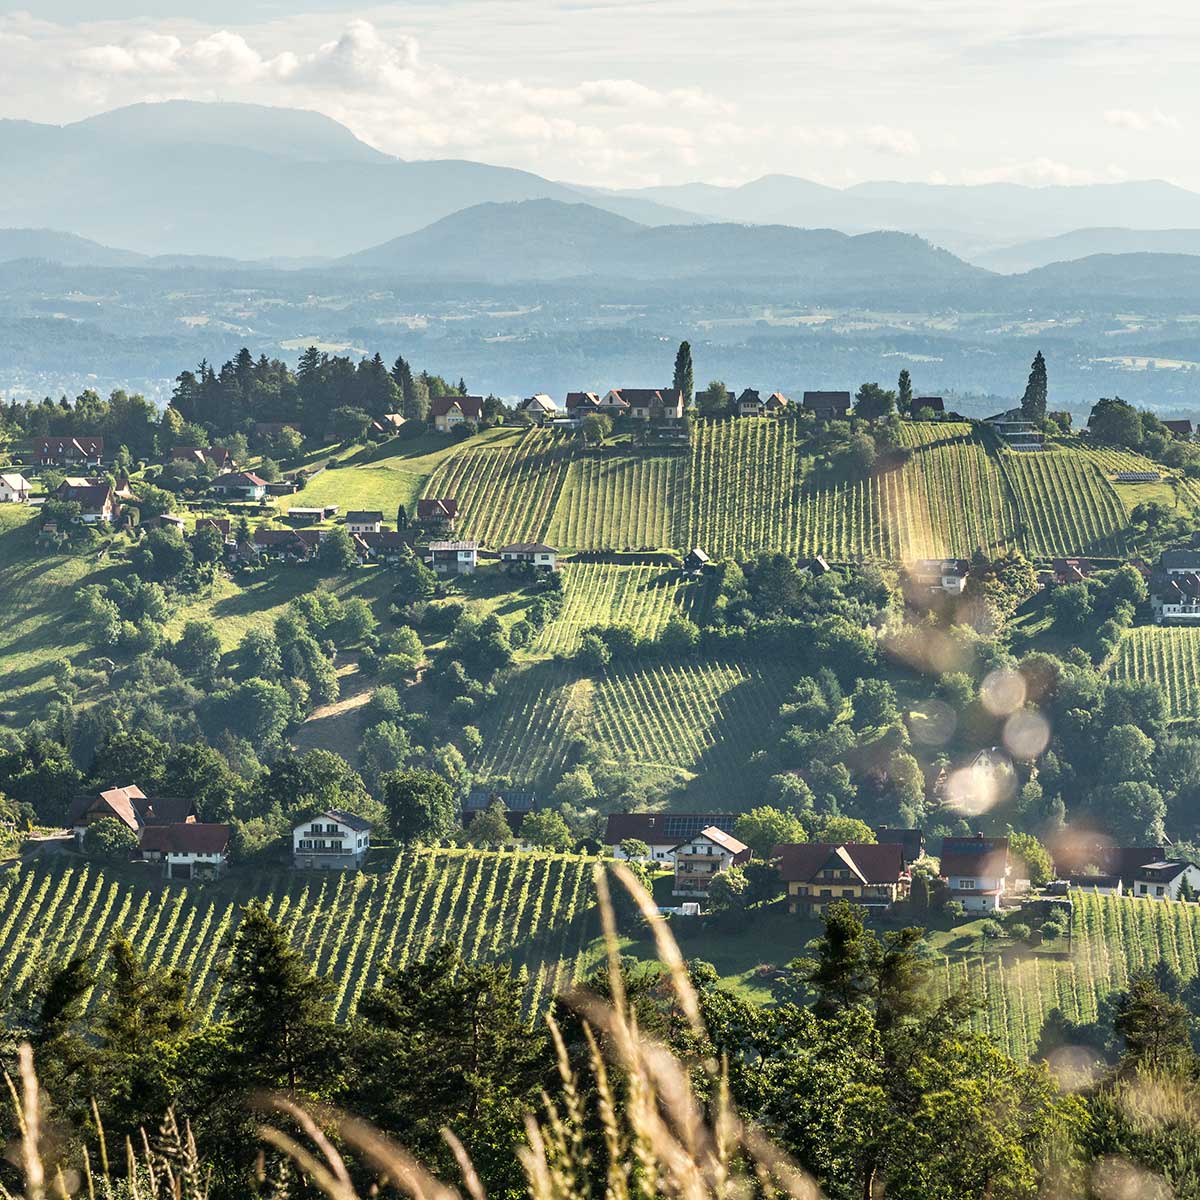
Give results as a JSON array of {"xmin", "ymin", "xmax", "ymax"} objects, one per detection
[
  {"xmin": 8, "ymin": 100, "xmax": 1200, "ymax": 266},
  {"xmin": 975, "ymin": 228, "xmax": 1200, "ymax": 273}
]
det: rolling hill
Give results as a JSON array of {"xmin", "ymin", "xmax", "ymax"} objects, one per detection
[{"xmin": 977, "ymin": 227, "xmax": 1200, "ymax": 273}]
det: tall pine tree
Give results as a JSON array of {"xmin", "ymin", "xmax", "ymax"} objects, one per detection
[
  {"xmin": 673, "ymin": 340, "xmax": 694, "ymax": 404},
  {"xmin": 1021, "ymin": 350, "xmax": 1048, "ymax": 420},
  {"xmin": 897, "ymin": 369, "xmax": 912, "ymax": 415}
]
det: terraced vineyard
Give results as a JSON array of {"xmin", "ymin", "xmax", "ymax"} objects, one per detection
[
  {"xmin": 0, "ymin": 852, "xmax": 599, "ymax": 1024},
  {"xmin": 943, "ymin": 890, "xmax": 1200, "ymax": 1059},
  {"xmin": 533, "ymin": 563, "xmax": 711, "ymax": 657},
  {"xmin": 546, "ymin": 452, "xmax": 686, "ymax": 550},
  {"xmin": 473, "ymin": 656, "xmax": 789, "ymax": 802},
  {"xmin": 1110, "ymin": 626, "xmax": 1200, "ymax": 718},
  {"xmin": 998, "ymin": 451, "xmax": 1129, "ymax": 558},
  {"xmin": 423, "ymin": 429, "xmax": 574, "ymax": 546}
]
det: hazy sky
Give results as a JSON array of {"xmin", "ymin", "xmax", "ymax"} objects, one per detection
[{"xmin": 2, "ymin": 0, "xmax": 1197, "ymax": 189}]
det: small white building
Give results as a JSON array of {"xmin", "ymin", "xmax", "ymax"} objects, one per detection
[
  {"xmin": 139, "ymin": 823, "xmax": 231, "ymax": 881},
  {"xmin": 210, "ymin": 471, "xmax": 267, "ymax": 501},
  {"xmin": 671, "ymin": 826, "xmax": 750, "ymax": 897},
  {"xmin": 292, "ymin": 809, "xmax": 372, "ymax": 870},
  {"xmin": 911, "ymin": 558, "xmax": 969, "ymax": 595},
  {"xmin": 1132, "ymin": 860, "xmax": 1200, "ymax": 900},
  {"xmin": 0, "ymin": 473, "xmax": 31, "ymax": 503},
  {"xmin": 940, "ymin": 834, "xmax": 1011, "ymax": 912},
  {"xmin": 345, "ymin": 510, "xmax": 384, "ymax": 534},
  {"xmin": 429, "ymin": 541, "xmax": 479, "ymax": 576},
  {"xmin": 499, "ymin": 542, "xmax": 558, "ymax": 570}
]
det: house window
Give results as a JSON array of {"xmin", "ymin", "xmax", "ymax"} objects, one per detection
[
  {"xmin": 1157, "ymin": 886, "xmax": 1166, "ymax": 897},
  {"xmin": 959, "ymin": 879, "xmax": 976, "ymax": 890},
  {"xmin": 1139, "ymin": 884, "xmax": 1148, "ymax": 894}
]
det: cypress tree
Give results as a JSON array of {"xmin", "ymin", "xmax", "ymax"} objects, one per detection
[
  {"xmin": 897, "ymin": 369, "xmax": 913, "ymax": 415},
  {"xmin": 673, "ymin": 340, "xmax": 694, "ymax": 404},
  {"xmin": 1021, "ymin": 350, "xmax": 1048, "ymax": 419}
]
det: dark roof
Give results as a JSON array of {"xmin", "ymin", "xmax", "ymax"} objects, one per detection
[
  {"xmin": 417, "ymin": 498, "xmax": 458, "ymax": 520},
  {"xmin": 429, "ymin": 395, "xmax": 484, "ymax": 420},
  {"xmin": 1164, "ymin": 420, "xmax": 1194, "ymax": 435},
  {"xmin": 912, "ymin": 396, "xmax": 945, "ymax": 412},
  {"xmin": 1074, "ymin": 875, "xmax": 1120, "ymax": 888},
  {"xmin": 1135, "ymin": 860, "xmax": 1195, "ymax": 880},
  {"xmin": 499, "ymin": 542, "xmax": 557, "ymax": 554},
  {"xmin": 772, "ymin": 842, "xmax": 906, "ymax": 884},
  {"xmin": 212, "ymin": 471, "xmax": 266, "ymax": 488},
  {"xmin": 940, "ymin": 835, "xmax": 1009, "ymax": 879},
  {"xmin": 195, "ymin": 517, "xmax": 231, "ymax": 536},
  {"xmin": 1161, "ymin": 549, "xmax": 1200, "ymax": 571},
  {"xmin": 314, "ymin": 808, "xmax": 373, "ymax": 832},
  {"xmin": 737, "ymin": 388, "xmax": 762, "ymax": 406},
  {"xmin": 58, "ymin": 483, "xmax": 115, "ymax": 511},
  {"xmin": 610, "ymin": 388, "xmax": 683, "ymax": 407},
  {"xmin": 345, "ymin": 511, "xmax": 384, "ymax": 522},
  {"xmin": 604, "ymin": 813, "xmax": 738, "ymax": 844},
  {"xmin": 802, "ymin": 391, "xmax": 851, "ymax": 417},
  {"xmin": 565, "ymin": 392, "xmax": 601, "ymax": 410},
  {"xmin": 872, "ymin": 826, "xmax": 925, "ymax": 863},
  {"xmin": 684, "ymin": 547, "xmax": 710, "ymax": 564},
  {"xmin": 913, "ymin": 558, "xmax": 969, "ymax": 576},
  {"xmin": 465, "ymin": 788, "xmax": 537, "ymax": 813},
  {"xmin": 36, "ymin": 435, "xmax": 104, "ymax": 455},
  {"xmin": 1051, "ymin": 841, "xmax": 1164, "ymax": 880},
  {"xmin": 69, "ymin": 789, "xmax": 194, "ymax": 832},
  {"xmin": 140, "ymin": 823, "xmax": 231, "ymax": 855}
]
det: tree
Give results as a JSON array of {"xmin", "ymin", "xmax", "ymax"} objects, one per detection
[
  {"xmin": 379, "ymin": 768, "xmax": 457, "ymax": 843},
  {"xmin": 696, "ymin": 380, "xmax": 730, "ymax": 416},
  {"xmin": 708, "ymin": 866, "xmax": 749, "ymax": 911},
  {"xmin": 520, "ymin": 808, "xmax": 574, "ymax": 852},
  {"xmin": 619, "ymin": 837, "xmax": 651, "ymax": 860},
  {"xmin": 851, "ymin": 677, "xmax": 898, "ymax": 730},
  {"xmin": 1089, "ymin": 396, "xmax": 1143, "ymax": 448},
  {"xmin": 223, "ymin": 902, "xmax": 337, "ymax": 1094},
  {"xmin": 673, "ymin": 340, "xmax": 694, "ymax": 404},
  {"xmin": 82, "ymin": 816, "xmax": 138, "ymax": 861},
  {"xmin": 811, "ymin": 815, "xmax": 876, "ymax": 844},
  {"xmin": 465, "ymin": 800, "xmax": 514, "ymax": 846},
  {"xmin": 790, "ymin": 900, "xmax": 878, "ymax": 1016},
  {"xmin": 1008, "ymin": 830, "xmax": 1054, "ymax": 887},
  {"xmin": 897, "ymin": 369, "xmax": 913, "ymax": 415},
  {"xmin": 853, "ymin": 382, "xmax": 895, "ymax": 421},
  {"xmin": 1114, "ymin": 970, "xmax": 1193, "ymax": 1071},
  {"xmin": 582, "ymin": 412, "xmax": 612, "ymax": 446},
  {"xmin": 330, "ymin": 405, "xmax": 371, "ymax": 442},
  {"xmin": 1020, "ymin": 350, "xmax": 1048, "ymax": 420},
  {"xmin": 171, "ymin": 619, "xmax": 223, "ymax": 684},
  {"xmin": 317, "ymin": 525, "xmax": 357, "ymax": 572},
  {"xmin": 1051, "ymin": 581, "xmax": 1092, "ymax": 630},
  {"xmin": 734, "ymin": 806, "xmax": 807, "ymax": 858}
]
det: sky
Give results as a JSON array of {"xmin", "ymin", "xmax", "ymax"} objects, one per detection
[{"xmin": 1, "ymin": 0, "xmax": 1197, "ymax": 190}]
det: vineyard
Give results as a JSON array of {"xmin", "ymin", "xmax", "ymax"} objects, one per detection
[
  {"xmin": 532, "ymin": 563, "xmax": 711, "ymax": 657},
  {"xmin": 472, "ymin": 657, "xmax": 789, "ymax": 801},
  {"xmin": 545, "ymin": 452, "xmax": 686, "ymax": 551},
  {"xmin": 998, "ymin": 451, "xmax": 1129, "ymax": 558},
  {"xmin": 423, "ymin": 429, "xmax": 573, "ymax": 547},
  {"xmin": 0, "ymin": 851, "xmax": 599, "ymax": 1024},
  {"xmin": 941, "ymin": 890, "xmax": 1200, "ymax": 1059},
  {"xmin": 1110, "ymin": 626, "xmax": 1200, "ymax": 718}
]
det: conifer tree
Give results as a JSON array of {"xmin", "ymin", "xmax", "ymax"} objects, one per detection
[
  {"xmin": 1021, "ymin": 350, "xmax": 1048, "ymax": 419},
  {"xmin": 673, "ymin": 340, "xmax": 694, "ymax": 404},
  {"xmin": 897, "ymin": 368, "xmax": 913, "ymax": 415}
]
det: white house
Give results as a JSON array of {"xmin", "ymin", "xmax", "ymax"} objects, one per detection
[
  {"xmin": 210, "ymin": 471, "xmax": 267, "ymax": 501},
  {"xmin": 910, "ymin": 558, "xmax": 970, "ymax": 595},
  {"xmin": 292, "ymin": 809, "xmax": 372, "ymax": 870},
  {"xmin": 139, "ymin": 823, "xmax": 231, "ymax": 880},
  {"xmin": 670, "ymin": 826, "xmax": 750, "ymax": 897},
  {"xmin": 1151, "ymin": 550, "xmax": 1200, "ymax": 624},
  {"xmin": 429, "ymin": 541, "xmax": 479, "ymax": 576},
  {"xmin": 0, "ymin": 473, "xmax": 31, "ymax": 503},
  {"xmin": 940, "ymin": 834, "xmax": 1011, "ymax": 912},
  {"xmin": 345, "ymin": 510, "xmax": 384, "ymax": 534},
  {"xmin": 1132, "ymin": 860, "xmax": 1200, "ymax": 900},
  {"xmin": 430, "ymin": 395, "xmax": 484, "ymax": 432},
  {"xmin": 604, "ymin": 812, "xmax": 738, "ymax": 863},
  {"xmin": 499, "ymin": 542, "xmax": 558, "ymax": 570}
]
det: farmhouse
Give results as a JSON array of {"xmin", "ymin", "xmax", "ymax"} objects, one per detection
[
  {"xmin": 801, "ymin": 554, "xmax": 831, "ymax": 576},
  {"xmin": 463, "ymin": 788, "xmax": 538, "ymax": 835},
  {"xmin": 34, "ymin": 436, "xmax": 104, "ymax": 466},
  {"xmin": 911, "ymin": 396, "xmax": 945, "ymax": 416},
  {"xmin": 0, "ymin": 472, "xmax": 31, "ymax": 502},
  {"xmin": 682, "ymin": 547, "xmax": 710, "ymax": 576},
  {"xmin": 1050, "ymin": 839, "xmax": 1164, "ymax": 888},
  {"xmin": 518, "ymin": 394, "xmax": 559, "ymax": 423},
  {"xmin": 345, "ymin": 510, "xmax": 384, "ymax": 534},
  {"xmin": 1051, "ymin": 557, "xmax": 1093, "ymax": 585},
  {"xmin": 499, "ymin": 542, "xmax": 558, "ymax": 570},
  {"xmin": 1164, "ymin": 419, "xmax": 1194, "ymax": 438},
  {"xmin": 139, "ymin": 823, "xmax": 231, "ymax": 880},
  {"xmin": 735, "ymin": 388, "xmax": 763, "ymax": 417},
  {"xmin": 802, "ymin": 391, "xmax": 851, "ymax": 421},
  {"xmin": 764, "ymin": 391, "xmax": 790, "ymax": 414},
  {"xmin": 1151, "ymin": 549, "xmax": 1200, "ymax": 623},
  {"xmin": 359, "ymin": 529, "xmax": 417, "ymax": 563},
  {"xmin": 252, "ymin": 528, "xmax": 324, "ymax": 561},
  {"xmin": 940, "ymin": 834, "xmax": 1011, "ymax": 911},
  {"xmin": 430, "ymin": 395, "xmax": 484, "ymax": 432},
  {"xmin": 604, "ymin": 812, "xmax": 738, "ymax": 862},
  {"xmin": 872, "ymin": 826, "xmax": 926, "ymax": 865},
  {"xmin": 58, "ymin": 482, "xmax": 120, "ymax": 524},
  {"xmin": 416, "ymin": 497, "xmax": 458, "ymax": 529},
  {"xmin": 69, "ymin": 786, "xmax": 195, "ymax": 840},
  {"xmin": 209, "ymin": 471, "xmax": 268, "ymax": 501},
  {"xmin": 773, "ymin": 842, "xmax": 910, "ymax": 914},
  {"xmin": 370, "ymin": 413, "xmax": 406, "ymax": 435},
  {"xmin": 671, "ymin": 826, "xmax": 750, "ymax": 897},
  {"xmin": 1132, "ymin": 860, "xmax": 1200, "ymax": 900},
  {"xmin": 429, "ymin": 540, "xmax": 479, "ymax": 575},
  {"xmin": 602, "ymin": 388, "xmax": 685, "ymax": 420},
  {"xmin": 909, "ymin": 558, "xmax": 969, "ymax": 594},
  {"xmin": 564, "ymin": 392, "xmax": 601, "ymax": 416},
  {"xmin": 195, "ymin": 516, "xmax": 232, "ymax": 541},
  {"xmin": 292, "ymin": 809, "xmax": 372, "ymax": 870},
  {"xmin": 985, "ymin": 409, "xmax": 1044, "ymax": 450}
]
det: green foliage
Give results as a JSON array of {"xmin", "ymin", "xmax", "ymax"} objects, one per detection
[
  {"xmin": 734, "ymin": 806, "xmax": 807, "ymax": 858},
  {"xmin": 1020, "ymin": 349, "xmax": 1048, "ymax": 419},
  {"xmin": 380, "ymin": 768, "xmax": 457, "ymax": 844},
  {"xmin": 81, "ymin": 817, "xmax": 138, "ymax": 861}
]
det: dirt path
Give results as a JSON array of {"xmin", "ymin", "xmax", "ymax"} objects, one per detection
[{"xmin": 290, "ymin": 660, "xmax": 376, "ymax": 761}]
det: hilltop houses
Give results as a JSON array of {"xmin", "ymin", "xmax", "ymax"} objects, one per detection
[
  {"xmin": 909, "ymin": 558, "xmax": 970, "ymax": 595},
  {"xmin": 605, "ymin": 813, "xmax": 738, "ymax": 862},
  {"xmin": 346, "ymin": 510, "xmax": 384, "ymax": 534},
  {"xmin": 802, "ymin": 391, "xmax": 851, "ymax": 421},
  {"xmin": 170, "ymin": 446, "xmax": 236, "ymax": 472},
  {"xmin": 499, "ymin": 542, "xmax": 558, "ymax": 570},
  {"xmin": 34, "ymin": 435, "xmax": 104, "ymax": 467},
  {"xmin": 140, "ymin": 823, "xmax": 232, "ymax": 880},
  {"xmin": 911, "ymin": 396, "xmax": 945, "ymax": 416},
  {"xmin": 58, "ymin": 481, "xmax": 121, "ymax": 524},
  {"xmin": 431, "ymin": 395, "xmax": 485, "ymax": 432},
  {"xmin": 518, "ymin": 394, "xmax": 560, "ymax": 424},
  {"xmin": 985, "ymin": 409, "xmax": 1044, "ymax": 450},
  {"xmin": 774, "ymin": 842, "xmax": 911, "ymax": 915},
  {"xmin": 209, "ymin": 471, "xmax": 268, "ymax": 501}
]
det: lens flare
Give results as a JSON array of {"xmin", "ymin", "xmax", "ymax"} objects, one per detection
[
  {"xmin": 980, "ymin": 668, "xmax": 1026, "ymax": 717},
  {"xmin": 1004, "ymin": 709, "xmax": 1050, "ymax": 760},
  {"xmin": 909, "ymin": 699, "xmax": 957, "ymax": 746}
]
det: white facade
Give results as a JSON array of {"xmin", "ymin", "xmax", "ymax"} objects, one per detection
[
  {"xmin": 162, "ymin": 848, "xmax": 226, "ymax": 880},
  {"xmin": 347, "ymin": 516, "xmax": 384, "ymax": 533},
  {"xmin": 946, "ymin": 872, "xmax": 1006, "ymax": 911},
  {"xmin": 1133, "ymin": 863, "xmax": 1200, "ymax": 900},
  {"xmin": 292, "ymin": 811, "xmax": 371, "ymax": 869},
  {"xmin": 0, "ymin": 473, "xmax": 31, "ymax": 503}
]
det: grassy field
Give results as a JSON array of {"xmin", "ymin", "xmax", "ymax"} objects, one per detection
[
  {"xmin": 472, "ymin": 656, "xmax": 789, "ymax": 803},
  {"xmin": 422, "ymin": 428, "xmax": 573, "ymax": 547},
  {"xmin": 0, "ymin": 850, "xmax": 599, "ymax": 1024},
  {"xmin": 1109, "ymin": 626, "xmax": 1200, "ymax": 718},
  {"xmin": 531, "ymin": 563, "xmax": 712, "ymax": 657}
]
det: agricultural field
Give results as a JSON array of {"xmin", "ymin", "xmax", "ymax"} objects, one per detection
[
  {"xmin": 532, "ymin": 563, "xmax": 711, "ymax": 657},
  {"xmin": 941, "ymin": 890, "xmax": 1200, "ymax": 1059},
  {"xmin": 473, "ymin": 657, "xmax": 789, "ymax": 802},
  {"xmin": 0, "ymin": 851, "xmax": 599, "ymax": 1024},
  {"xmin": 423, "ymin": 428, "xmax": 573, "ymax": 547},
  {"xmin": 1109, "ymin": 626, "xmax": 1200, "ymax": 718},
  {"xmin": 546, "ymin": 451, "xmax": 686, "ymax": 551}
]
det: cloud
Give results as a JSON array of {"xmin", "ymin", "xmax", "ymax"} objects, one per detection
[
  {"xmin": 864, "ymin": 124, "xmax": 921, "ymax": 157},
  {"xmin": 961, "ymin": 157, "xmax": 1129, "ymax": 186},
  {"xmin": 1103, "ymin": 107, "xmax": 1181, "ymax": 131}
]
